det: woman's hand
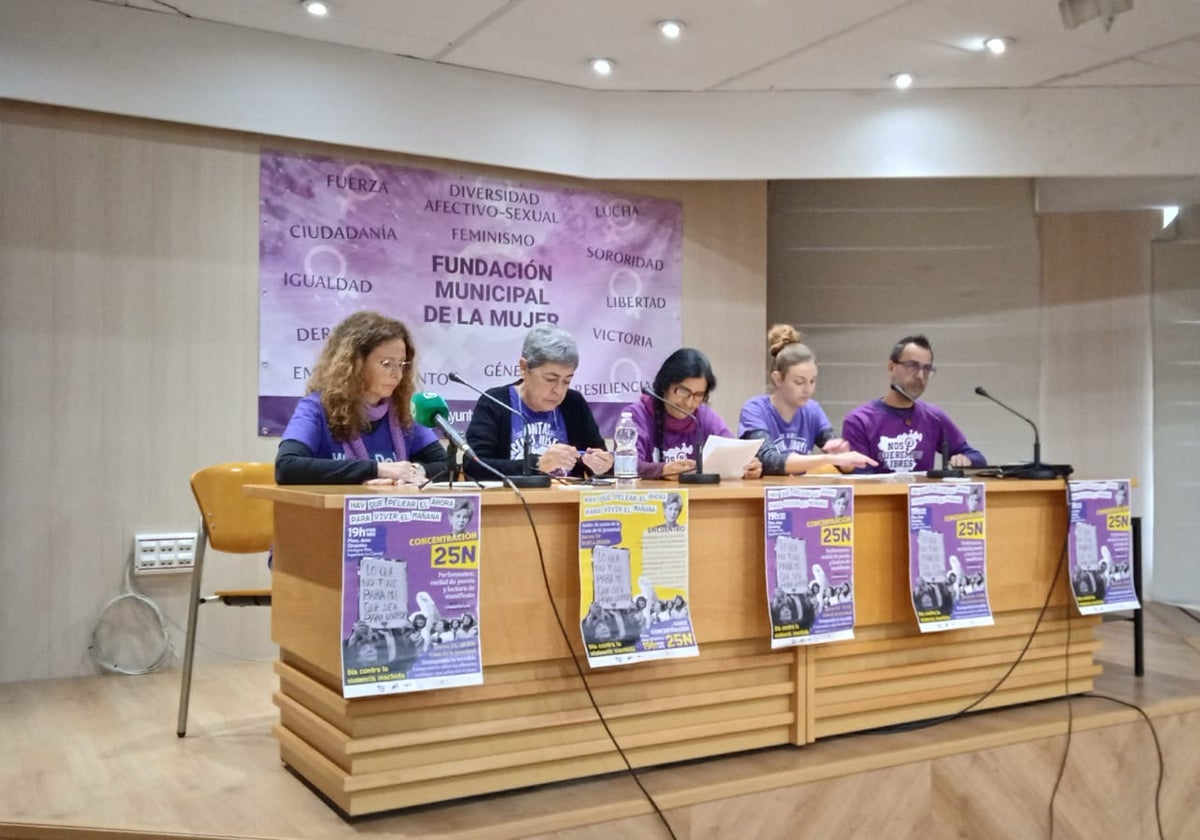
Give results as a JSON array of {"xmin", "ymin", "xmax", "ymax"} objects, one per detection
[
  {"xmin": 581, "ymin": 448, "xmax": 614, "ymax": 475},
  {"xmin": 741, "ymin": 457, "xmax": 763, "ymax": 480},
  {"xmin": 661, "ymin": 459, "xmax": 696, "ymax": 478},
  {"xmin": 822, "ymin": 437, "xmax": 850, "ymax": 454},
  {"xmin": 537, "ymin": 443, "xmax": 579, "ymax": 474},
  {"xmin": 376, "ymin": 460, "xmax": 427, "ymax": 485}
]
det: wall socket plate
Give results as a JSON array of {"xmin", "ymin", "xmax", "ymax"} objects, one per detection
[{"xmin": 133, "ymin": 531, "xmax": 198, "ymax": 575}]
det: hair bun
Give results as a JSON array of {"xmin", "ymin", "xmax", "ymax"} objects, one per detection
[{"xmin": 767, "ymin": 323, "xmax": 802, "ymax": 357}]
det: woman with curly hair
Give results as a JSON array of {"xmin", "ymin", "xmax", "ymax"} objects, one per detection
[
  {"xmin": 275, "ymin": 310, "xmax": 449, "ymax": 484},
  {"xmin": 738, "ymin": 324, "xmax": 875, "ymax": 475}
]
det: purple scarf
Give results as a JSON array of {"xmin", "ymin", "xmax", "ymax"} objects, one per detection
[{"xmin": 341, "ymin": 400, "xmax": 408, "ymax": 463}]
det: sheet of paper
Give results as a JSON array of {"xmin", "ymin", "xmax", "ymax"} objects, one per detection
[{"xmin": 700, "ymin": 436, "xmax": 762, "ymax": 479}]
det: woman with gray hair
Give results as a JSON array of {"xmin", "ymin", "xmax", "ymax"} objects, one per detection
[{"xmin": 465, "ymin": 324, "xmax": 614, "ymax": 478}]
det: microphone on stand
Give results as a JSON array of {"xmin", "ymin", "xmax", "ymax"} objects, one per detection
[
  {"xmin": 640, "ymin": 386, "xmax": 720, "ymax": 484},
  {"xmin": 889, "ymin": 382, "xmax": 963, "ymax": 478},
  {"xmin": 973, "ymin": 386, "xmax": 1070, "ymax": 479},
  {"xmin": 448, "ymin": 371, "xmax": 551, "ymax": 488},
  {"xmin": 411, "ymin": 392, "xmax": 479, "ymax": 488}
]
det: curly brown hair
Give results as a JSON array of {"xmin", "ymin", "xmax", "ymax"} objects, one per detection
[{"xmin": 307, "ymin": 311, "xmax": 418, "ymax": 441}]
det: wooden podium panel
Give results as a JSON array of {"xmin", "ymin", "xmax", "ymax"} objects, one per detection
[{"xmin": 247, "ymin": 478, "xmax": 1098, "ymax": 817}]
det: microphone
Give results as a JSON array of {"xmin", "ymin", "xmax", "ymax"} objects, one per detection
[
  {"xmin": 889, "ymin": 381, "xmax": 917, "ymax": 404},
  {"xmin": 411, "ymin": 392, "xmax": 478, "ymax": 462},
  {"xmin": 447, "ymin": 371, "xmax": 551, "ymax": 488},
  {"xmin": 640, "ymin": 386, "xmax": 719, "ymax": 484},
  {"xmin": 974, "ymin": 386, "xmax": 1071, "ymax": 479}
]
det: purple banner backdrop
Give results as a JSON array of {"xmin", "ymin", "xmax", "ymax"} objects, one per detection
[
  {"xmin": 259, "ymin": 150, "xmax": 683, "ymax": 435},
  {"xmin": 578, "ymin": 490, "xmax": 698, "ymax": 668},
  {"xmin": 340, "ymin": 494, "xmax": 482, "ymax": 698},
  {"xmin": 1067, "ymin": 479, "xmax": 1139, "ymax": 615},
  {"xmin": 907, "ymin": 482, "xmax": 994, "ymax": 633},
  {"xmin": 764, "ymin": 486, "xmax": 856, "ymax": 647}
]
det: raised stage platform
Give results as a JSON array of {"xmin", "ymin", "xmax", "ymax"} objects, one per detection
[{"xmin": 1, "ymin": 603, "xmax": 1198, "ymax": 840}]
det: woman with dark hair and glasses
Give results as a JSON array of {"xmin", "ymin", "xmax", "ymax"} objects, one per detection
[
  {"xmin": 275, "ymin": 310, "xmax": 449, "ymax": 485},
  {"xmin": 623, "ymin": 348, "xmax": 761, "ymax": 480},
  {"xmin": 739, "ymin": 324, "xmax": 876, "ymax": 475}
]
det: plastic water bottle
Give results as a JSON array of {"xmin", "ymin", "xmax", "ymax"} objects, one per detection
[{"xmin": 613, "ymin": 410, "xmax": 639, "ymax": 488}]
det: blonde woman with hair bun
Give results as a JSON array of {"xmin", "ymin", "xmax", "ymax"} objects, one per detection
[{"xmin": 737, "ymin": 324, "xmax": 876, "ymax": 475}]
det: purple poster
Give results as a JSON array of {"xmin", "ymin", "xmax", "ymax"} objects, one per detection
[
  {"xmin": 259, "ymin": 150, "xmax": 683, "ymax": 434},
  {"xmin": 764, "ymin": 486, "xmax": 856, "ymax": 647},
  {"xmin": 908, "ymin": 482, "xmax": 993, "ymax": 633},
  {"xmin": 340, "ymin": 494, "xmax": 482, "ymax": 697},
  {"xmin": 578, "ymin": 490, "xmax": 698, "ymax": 668},
  {"xmin": 1068, "ymin": 479, "xmax": 1138, "ymax": 615}
]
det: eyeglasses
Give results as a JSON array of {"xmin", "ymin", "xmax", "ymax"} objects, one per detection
[
  {"xmin": 895, "ymin": 360, "xmax": 937, "ymax": 377},
  {"xmin": 671, "ymin": 383, "xmax": 709, "ymax": 403},
  {"xmin": 376, "ymin": 358, "xmax": 412, "ymax": 377}
]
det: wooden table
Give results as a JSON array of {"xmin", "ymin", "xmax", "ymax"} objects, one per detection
[{"xmin": 246, "ymin": 477, "xmax": 1099, "ymax": 817}]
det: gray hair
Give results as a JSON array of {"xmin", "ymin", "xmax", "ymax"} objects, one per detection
[{"xmin": 522, "ymin": 324, "xmax": 579, "ymax": 369}]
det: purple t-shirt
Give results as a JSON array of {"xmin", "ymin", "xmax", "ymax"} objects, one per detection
[
  {"xmin": 737, "ymin": 394, "xmax": 833, "ymax": 456},
  {"xmin": 505, "ymin": 385, "xmax": 568, "ymax": 459},
  {"xmin": 624, "ymin": 394, "xmax": 731, "ymax": 479},
  {"xmin": 841, "ymin": 398, "xmax": 985, "ymax": 473},
  {"xmin": 282, "ymin": 392, "xmax": 437, "ymax": 463}
]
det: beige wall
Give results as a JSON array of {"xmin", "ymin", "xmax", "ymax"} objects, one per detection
[{"xmin": 0, "ymin": 101, "xmax": 766, "ymax": 681}]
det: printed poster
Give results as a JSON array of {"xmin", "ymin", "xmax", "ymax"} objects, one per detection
[
  {"xmin": 764, "ymin": 486, "xmax": 856, "ymax": 647},
  {"xmin": 1068, "ymin": 479, "xmax": 1139, "ymax": 615},
  {"xmin": 259, "ymin": 149, "xmax": 683, "ymax": 434},
  {"xmin": 908, "ymin": 483, "xmax": 994, "ymax": 633},
  {"xmin": 578, "ymin": 490, "xmax": 698, "ymax": 667},
  {"xmin": 340, "ymin": 494, "xmax": 482, "ymax": 697}
]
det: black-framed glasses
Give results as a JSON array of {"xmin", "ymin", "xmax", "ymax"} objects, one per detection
[
  {"xmin": 896, "ymin": 360, "xmax": 936, "ymax": 377},
  {"xmin": 671, "ymin": 383, "xmax": 709, "ymax": 403},
  {"xmin": 376, "ymin": 358, "xmax": 412, "ymax": 376}
]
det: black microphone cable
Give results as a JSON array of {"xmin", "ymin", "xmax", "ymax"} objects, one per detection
[{"xmin": 463, "ymin": 454, "xmax": 680, "ymax": 839}]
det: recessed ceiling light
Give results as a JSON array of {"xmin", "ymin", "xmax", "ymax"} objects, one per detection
[
  {"xmin": 302, "ymin": 0, "xmax": 329, "ymax": 17},
  {"xmin": 658, "ymin": 20, "xmax": 684, "ymax": 40},
  {"xmin": 590, "ymin": 58, "xmax": 615, "ymax": 76},
  {"xmin": 891, "ymin": 72, "xmax": 914, "ymax": 90},
  {"xmin": 984, "ymin": 36, "xmax": 1012, "ymax": 55}
]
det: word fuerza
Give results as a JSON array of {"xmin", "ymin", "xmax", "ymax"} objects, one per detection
[{"xmin": 326, "ymin": 174, "xmax": 389, "ymax": 193}]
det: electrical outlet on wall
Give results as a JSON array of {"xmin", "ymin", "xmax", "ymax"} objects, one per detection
[{"xmin": 133, "ymin": 532, "xmax": 198, "ymax": 575}]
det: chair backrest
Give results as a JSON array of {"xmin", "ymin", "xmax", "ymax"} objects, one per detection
[{"xmin": 190, "ymin": 462, "xmax": 275, "ymax": 554}]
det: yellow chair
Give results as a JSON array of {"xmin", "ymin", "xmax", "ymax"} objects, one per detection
[{"xmin": 177, "ymin": 462, "xmax": 274, "ymax": 737}]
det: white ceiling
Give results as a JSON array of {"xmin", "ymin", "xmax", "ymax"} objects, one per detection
[{"xmin": 91, "ymin": 0, "xmax": 1200, "ymax": 93}]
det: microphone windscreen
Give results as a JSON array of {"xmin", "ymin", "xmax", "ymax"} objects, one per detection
[
  {"xmin": 411, "ymin": 392, "xmax": 450, "ymax": 428},
  {"xmin": 974, "ymin": 386, "xmax": 989, "ymax": 397},
  {"xmin": 447, "ymin": 371, "xmax": 465, "ymax": 384}
]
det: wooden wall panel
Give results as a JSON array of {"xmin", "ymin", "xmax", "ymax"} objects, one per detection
[
  {"xmin": 1038, "ymin": 211, "xmax": 1158, "ymax": 491},
  {"xmin": 767, "ymin": 179, "xmax": 1042, "ymax": 467}
]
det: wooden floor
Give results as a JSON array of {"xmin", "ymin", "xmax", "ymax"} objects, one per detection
[{"xmin": 2, "ymin": 602, "xmax": 1199, "ymax": 840}]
